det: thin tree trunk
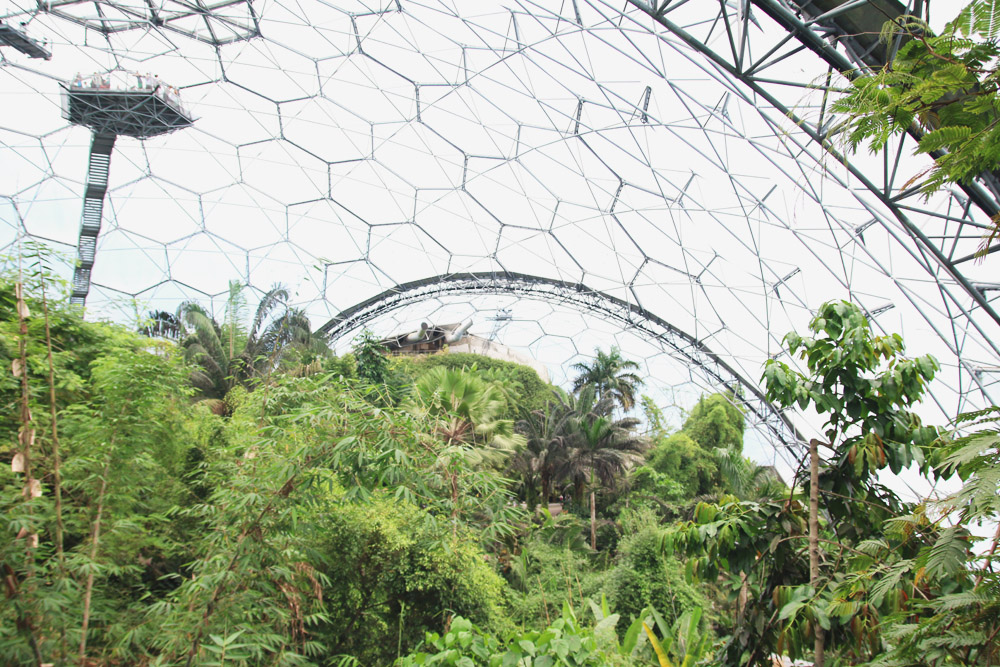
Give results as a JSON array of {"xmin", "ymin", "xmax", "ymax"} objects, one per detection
[
  {"xmin": 13, "ymin": 281, "xmax": 43, "ymax": 666},
  {"xmin": 590, "ymin": 490, "xmax": 597, "ymax": 550},
  {"xmin": 79, "ymin": 461, "xmax": 109, "ymax": 661},
  {"xmin": 809, "ymin": 439, "xmax": 825, "ymax": 667},
  {"xmin": 14, "ymin": 282, "xmax": 35, "ymax": 506},
  {"xmin": 40, "ymin": 280, "xmax": 65, "ymax": 570},
  {"xmin": 451, "ymin": 469, "xmax": 459, "ymax": 537}
]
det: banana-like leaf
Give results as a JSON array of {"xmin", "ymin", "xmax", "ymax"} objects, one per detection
[{"xmin": 643, "ymin": 622, "xmax": 673, "ymax": 667}]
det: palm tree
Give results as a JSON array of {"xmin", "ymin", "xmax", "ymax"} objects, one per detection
[
  {"xmin": 713, "ymin": 446, "xmax": 786, "ymax": 501},
  {"xmin": 409, "ymin": 366, "xmax": 526, "ymax": 531},
  {"xmin": 177, "ymin": 281, "xmax": 320, "ymax": 402},
  {"xmin": 561, "ymin": 412, "xmax": 648, "ymax": 549},
  {"xmin": 141, "ymin": 310, "xmax": 182, "ymax": 340},
  {"xmin": 543, "ymin": 385, "xmax": 648, "ymax": 548},
  {"xmin": 570, "ymin": 347, "xmax": 644, "ymax": 412},
  {"xmin": 410, "ymin": 366, "xmax": 524, "ymax": 452},
  {"xmin": 176, "ymin": 301, "xmax": 231, "ymax": 402},
  {"xmin": 513, "ymin": 395, "xmax": 576, "ymax": 510}
]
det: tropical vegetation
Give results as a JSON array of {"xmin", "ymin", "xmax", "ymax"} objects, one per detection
[{"xmin": 0, "ymin": 246, "xmax": 997, "ymax": 667}]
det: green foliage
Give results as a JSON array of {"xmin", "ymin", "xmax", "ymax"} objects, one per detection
[
  {"xmin": 627, "ymin": 465, "xmax": 686, "ymax": 505},
  {"xmin": 712, "ymin": 447, "xmax": 786, "ymax": 502},
  {"xmin": 935, "ymin": 406, "xmax": 1000, "ymax": 524},
  {"xmin": 645, "ymin": 432, "xmax": 718, "ymax": 498},
  {"xmin": 827, "ymin": 407, "xmax": 1000, "ymax": 665},
  {"xmin": 178, "ymin": 281, "xmax": 321, "ymax": 401},
  {"xmin": 0, "ymin": 286, "xmax": 132, "ymax": 436},
  {"xmin": 139, "ymin": 371, "xmax": 528, "ymax": 664},
  {"xmin": 506, "ymin": 512, "xmax": 607, "ymax": 627},
  {"xmin": 323, "ymin": 352, "xmax": 358, "ymax": 379},
  {"xmin": 640, "ymin": 396, "xmax": 670, "ymax": 439},
  {"xmin": 651, "ymin": 301, "xmax": 945, "ymax": 665},
  {"xmin": 354, "ymin": 329, "xmax": 392, "ymax": 386},
  {"xmin": 661, "ymin": 493, "xmax": 811, "ymax": 666},
  {"xmin": 0, "ymin": 279, "xmax": 536, "ymax": 665},
  {"xmin": 410, "ymin": 365, "xmax": 525, "ymax": 452},
  {"xmin": 763, "ymin": 301, "xmax": 939, "ymax": 537},
  {"xmin": 571, "ymin": 347, "xmax": 644, "ymax": 413},
  {"xmin": 313, "ymin": 495, "xmax": 509, "ymax": 665},
  {"xmin": 399, "ymin": 600, "xmax": 714, "ymax": 667},
  {"xmin": 395, "ymin": 352, "xmax": 554, "ymax": 419},
  {"xmin": 634, "ymin": 392, "xmax": 750, "ymax": 506},
  {"xmin": 682, "ymin": 393, "xmax": 744, "ymax": 454},
  {"xmin": 398, "ymin": 606, "xmax": 631, "ymax": 666},
  {"xmin": 511, "ymin": 399, "xmax": 577, "ymax": 509},
  {"xmin": 950, "ymin": 0, "xmax": 1000, "ymax": 40},
  {"xmin": 0, "ymin": 280, "xmax": 203, "ymax": 664},
  {"xmin": 8, "ymin": 268, "xmax": 995, "ymax": 667},
  {"xmin": 604, "ymin": 525, "xmax": 710, "ymax": 635},
  {"xmin": 833, "ymin": 2, "xmax": 1000, "ymax": 248}
]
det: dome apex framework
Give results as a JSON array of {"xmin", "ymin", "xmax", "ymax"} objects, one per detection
[{"xmin": 1, "ymin": 0, "xmax": 999, "ymax": 457}]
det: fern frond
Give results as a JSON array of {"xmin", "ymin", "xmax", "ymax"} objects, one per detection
[
  {"xmin": 932, "ymin": 590, "xmax": 988, "ymax": 611},
  {"xmin": 923, "ymin": 526, "xmax": 968, "ymax": 579},
  {"xmin": 917, "ymin": 126, "xmax": 973, "ymax": 154},
  {"xmin": 952, "ymin": 405, "xmax": 1000, "ymax": 427},
  {"xmin": 950, "ymin": 0, "xmax": 1000, "ymax": 39},
  {"xmin": 856, "ymin": 539, "xmax": 890, "ymax": 556},
  {"xmin": 871, "ymin": 561, "xmax": 913, "ymax": 607}
]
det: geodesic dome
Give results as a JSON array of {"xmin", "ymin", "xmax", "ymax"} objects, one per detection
[{"xmin": 2, "ymin": 0, "xmax": 998, "ymax": 476}]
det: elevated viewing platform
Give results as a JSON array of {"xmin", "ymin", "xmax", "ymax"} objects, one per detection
[
  {"xmin": 60, "ymin": 72, "xmax": 193, "ymax": 138},
  {"xmin": 0, "ymin": 21, "xmax": 51, "ymax": 59}
]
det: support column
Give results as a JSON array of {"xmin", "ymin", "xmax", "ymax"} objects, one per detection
[{"xmin": 70, "ymin": 132, "xmax": 116, "ymax": 306}]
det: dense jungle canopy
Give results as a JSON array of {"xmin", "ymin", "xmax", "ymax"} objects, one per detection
[{"xmin": 0, "ymin": 261, "xmax": 997, "ymax": 666}]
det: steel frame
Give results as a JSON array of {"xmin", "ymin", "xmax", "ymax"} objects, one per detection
[
  {"xmin": 618, "ymin": 0, "xmax": 1000, "ymax": 322},
  {"xmin": 25, "ymin": 0, "xmax": 259, "ymax": 45},
  {"xmin": 566, "ymin": 0, "xmax": 1000, "ymax": 415}
]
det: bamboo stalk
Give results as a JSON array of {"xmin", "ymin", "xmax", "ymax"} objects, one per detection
[
  {"xmin": 39, "ymin": 278, "xmax": 65, "ymax": 571},
  {"xmin": 79, "ymin": 460, "xmax": 109, "ymax": 660},
  {"xmin": 13, "ymin": 281, "xmax": 43, "ymax": 666},
  {"xmin": 537, "ymin": 575, "xmax": 551, "ymax": 626}
]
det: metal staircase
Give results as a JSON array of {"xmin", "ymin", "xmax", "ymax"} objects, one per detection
[{"xmin": 71, "ymin": 132, "xmax": 116, "ymax": 306}]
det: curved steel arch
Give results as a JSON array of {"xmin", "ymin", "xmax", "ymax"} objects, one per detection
[{"xmin": 319, "ymin": 271, "xmax": 805, "ymax": 453}]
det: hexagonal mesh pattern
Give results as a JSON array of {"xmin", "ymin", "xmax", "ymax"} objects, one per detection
[{"xmin": 2, "ymin": 0, "xmax": 998, "ymax": 477}]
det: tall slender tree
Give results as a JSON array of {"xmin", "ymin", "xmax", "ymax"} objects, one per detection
[
  {"xmin": 546, "ymin": 385, "xmax": 648, "ymax": 547},
  {"xmin": 570, "ymin": 347, "xmax": 644, "ymax": 412},
  {"xmin": 409, "ymin": 366, "xmax": 526, "ymax": 532},
  {"xmin": 561, "ymin": 412, "xmax": 647, "ymax": 549}
]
